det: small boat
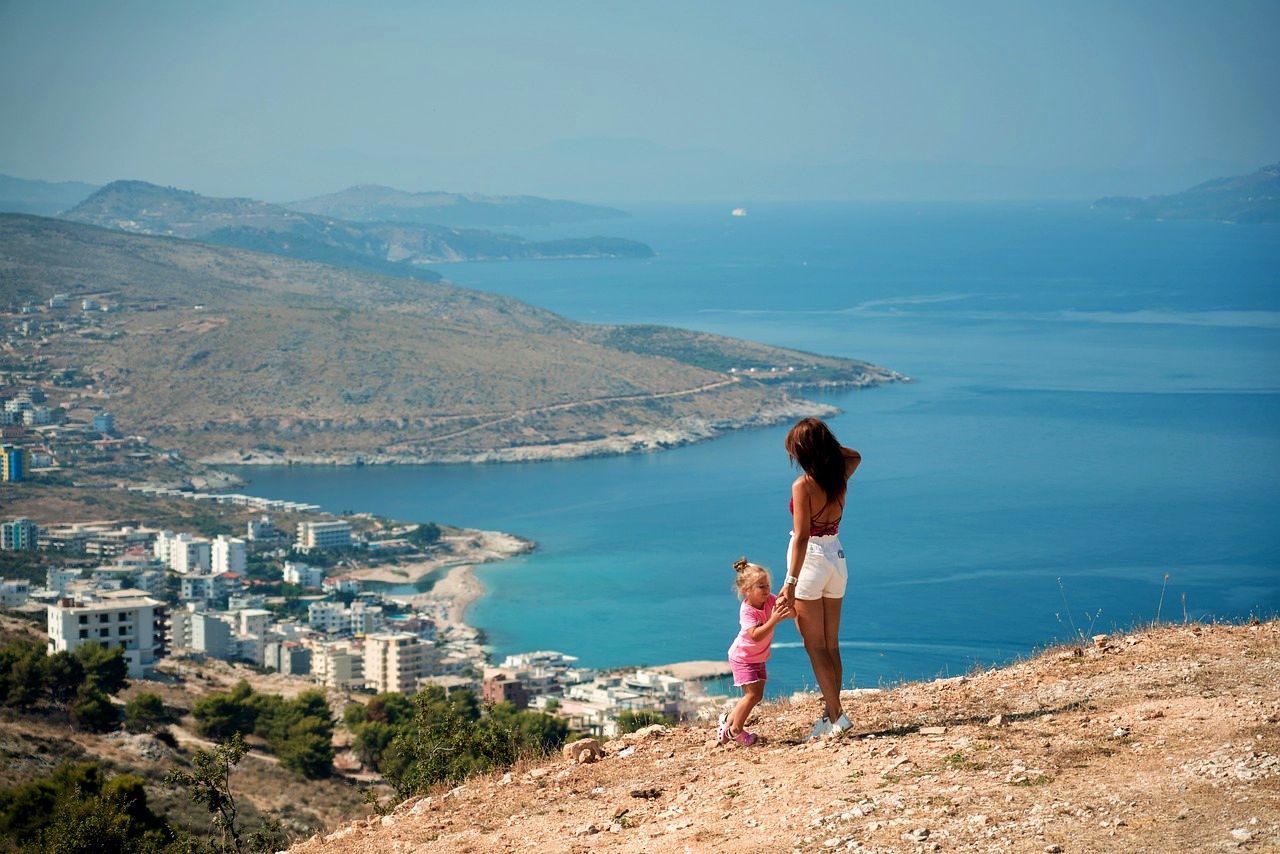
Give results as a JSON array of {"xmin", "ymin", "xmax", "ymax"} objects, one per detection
[{"xmin": 731, "ymin": 207, "xmax": 747, "ymax": 217}]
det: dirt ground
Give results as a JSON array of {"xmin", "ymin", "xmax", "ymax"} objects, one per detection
[{"xmin": 289, "ymin": 621, "xmax": 1279, "ymax": 853}]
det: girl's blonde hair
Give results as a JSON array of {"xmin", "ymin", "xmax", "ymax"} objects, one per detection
[{"xmin": 731, "ymin": 556, "xmax": 771, "ymax": 599}]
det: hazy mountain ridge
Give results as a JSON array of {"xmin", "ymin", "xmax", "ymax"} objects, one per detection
[
  {"xmin": 60, "ymin": 181, "xmax": 654, "ymax": 277},
  {"xmin": 1, "ymin": 214, "xmax": 894, "ymax": 464},
  {"xmin": 0, "ymin": 172, "xmax": 99, "ymax": 216},
  {"xmin": 288, "ymin": 184, "xmax": 627, "ymax": 227},
  {"xmin": 1094, "ymin": 162, "xmax": 1280, "ymax": 223}
]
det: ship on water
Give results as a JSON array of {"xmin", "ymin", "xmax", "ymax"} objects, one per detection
[{"xmin": 731, "ymin": 207, "xmax": 747, "ymax": 217}]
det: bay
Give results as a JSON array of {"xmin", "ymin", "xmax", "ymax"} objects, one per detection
[{"xmin": 227, "ymin": 202, "xmax": 1280, "ymax": 695}]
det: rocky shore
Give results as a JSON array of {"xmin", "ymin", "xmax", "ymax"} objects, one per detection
[{"xmin": 198, "ymin": 398, "xmax": 845, "ymax": 468}]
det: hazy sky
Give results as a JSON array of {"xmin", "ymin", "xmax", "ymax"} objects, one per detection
[{"xmin": 1, "ymin": 0, "xmax": 1276, "ymax": 202}]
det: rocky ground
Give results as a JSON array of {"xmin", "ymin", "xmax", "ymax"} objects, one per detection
[{"xmin": 288, "ymin": 621, "xmax": 1279, "ymax": 853}]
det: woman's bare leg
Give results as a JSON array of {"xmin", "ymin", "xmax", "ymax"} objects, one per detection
[
  {"xmin": 822, "ymin": 596, "xmax": 845, "ymax": 720},
  {"xmin": 795, "ymin": 597, "xmax": 842, "ymax": 721}
]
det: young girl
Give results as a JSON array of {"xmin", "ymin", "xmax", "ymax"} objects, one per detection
[{"xmin": 719, "ymin": 557, "xmax": 794, "ymax": 745}]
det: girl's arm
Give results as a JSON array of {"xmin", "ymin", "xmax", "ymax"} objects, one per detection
[{"xmin": 744, "ymin": 601, "xmax": 793, "ymax": 642}]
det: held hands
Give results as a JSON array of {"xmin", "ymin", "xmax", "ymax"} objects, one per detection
[{"xmin": 773, "ymin": 597, "xmax": 796, "ymax": 622}]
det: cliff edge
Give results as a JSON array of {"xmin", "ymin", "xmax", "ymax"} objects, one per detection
[{"xmin": 291, "ymin": 621, "xmax": 1279, "ymax": 853}]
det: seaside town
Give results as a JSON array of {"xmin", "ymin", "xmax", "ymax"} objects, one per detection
[{"xmin": 1, "ymin": 307, "xmax": 725, "ymax": 752}]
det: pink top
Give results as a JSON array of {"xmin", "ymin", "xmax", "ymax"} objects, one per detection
[
  {"xmin": 728, "ymin": 593, "xmax": 777, "ymax": 665},
  {"xmin": 789, "ymin": 497, "xmax": 841, "ymax": 536}
]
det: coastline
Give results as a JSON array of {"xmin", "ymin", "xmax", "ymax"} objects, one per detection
[{"xmin": 197, "ymin": 396, "xmax": 852, "ymax": 468}]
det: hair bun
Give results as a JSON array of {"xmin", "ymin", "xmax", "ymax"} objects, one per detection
[{"xmin": 732, "ymin": 556, "xmax": 749, "ymax": 572}]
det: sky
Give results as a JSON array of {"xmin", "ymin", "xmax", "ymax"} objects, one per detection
[{"xmin": 1, "ymin": 0, "xmax": 1277, "ymax": 202}]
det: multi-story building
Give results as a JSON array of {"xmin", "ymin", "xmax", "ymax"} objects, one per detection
[
  {"xmin": 46, "ymin": 567, "xmax": 81, "ymax": 595},
  {"xmin": 0, "ymin": 579, "xmax": 30, "ymax": 607},
  {"xmin": 282, "ymin": 562, "xmax": 325, "ymax": 589},
  {"xmin": 364, "ymin": 632, "xmax": 431, "ymax": 695},
  {"xmin": 246, "ymin": 515, "xmax": 280, "ymax": 542},
  {"xmin": 348, "ymin": 600, "xmax": 385, "ymax": 635},
  {"xmin": 154, "ymin": 531, "xmax": 212, "ymax": 575},
  {"xmin": 92, "ymin": 412, "xmax": 115, "ymax": 434},
  {"xmin": 1, "ymin": 518, "xmax": 38, "ymax": 551},
  {"xmin": 321, "ymin": 575, "xmax": 360, "ymax": 595},
  {"xmin": 483, "ymin": 670, "xmax": 530, "ymax": 710},
  {"xmin": 236, "ymin": 608, "xmax": 272, "ymax": 638},
  {"xmin": 47, "ymin": 590, "xmax": 168, "ymax": 678},
  {"xmin": 265, "ymin": 641, "xmax": 311, "ymax": 676},
  {"xmin": 1, "ymin": 445, "xmax": 27, "ymax": 482},
  {"xmin": 295, "ymin": 520, "xmax": 352, "ymax": 553},
  {"xmin": 308, "ymin": 602, "xmax": 344, "ymax": 634},
  {"xmin": 311, "ymin": 640, "xmax": 365, "ymax": 691},
  {"xmin": 211, "ymin": 535, "xmax": 247, "ymax": 575}
]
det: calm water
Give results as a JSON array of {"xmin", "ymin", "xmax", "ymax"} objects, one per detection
[{"xmin": 228, "ymin": 203, "xmax": 1280, "ymax": 695}]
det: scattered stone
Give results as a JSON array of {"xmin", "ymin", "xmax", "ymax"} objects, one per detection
[
  {"xmin": 562, "ymin": 737, "xmax": 605, "ymax": 764},
  {"xmin": 628, "ymin": 724, "xmax": 670, "ymax": 740},
  {"xmin": 616, "ymin": 746, "xmax": 636, "ymax": 758},
  {"xmin": 919, "ymin": 726, "xmax": 946, "ymax": 735},
  {"xmin": 902, "ymin": 827, "xmax": 930, "ymax": 842},
  {"xmin": 1045, "ymin": 845, "xmax": 1063, "ymax": 853},
  {"xmin": 1093, "ymin": 634, "xmax": 1111, "ymax": 648},
  {"xmin": 1230, "ymin": 828, "xmax": 1252, "ymax": 842},
  {"xmin": 987, "ymin": 714, "xmax": 1007, "ymax": 727},
  {"xmin": 1111, "ymin": 728, "xmax": 1130, "ymax": 738},
  {"xmin": 631, "ymin": 787, "xmax": 663, "ymax": 800},
  {"xmin": 527, "ymin": 768, "xmax": 550, "ymax": 779}
]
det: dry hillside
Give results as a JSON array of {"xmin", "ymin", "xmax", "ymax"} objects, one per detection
[
  {"xmin": 1, "ymin": 215, "xmax": 900, "ymax": 464},
  {"xmin": 291, "ymin": 621, "xmax": 1279, "ymax": 853}
]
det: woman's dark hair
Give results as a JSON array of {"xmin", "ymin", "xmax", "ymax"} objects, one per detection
[{"xmin": 785, "ymin": 417, "xmax": 846, "ymax": 503}]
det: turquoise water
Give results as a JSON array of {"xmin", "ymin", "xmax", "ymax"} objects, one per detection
[{"xmin": 228, "ymin": 203, "xmax": 1280, "ymax": 695}]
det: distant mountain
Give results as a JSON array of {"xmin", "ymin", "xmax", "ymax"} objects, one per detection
[
  {"xmin": 60, "ymin": 181, "xmax": 654, "ymax": 278},
  {"xmin": 1094, "ymin": 163, "xmax": 1280, "ymax": 223},
  {"xmin": 289, "ymin": 184, "xmax": 627, "ymax": 227},
  {"xmin": 0, "ymin": 173, "xmax": 99, "ymax": 216}
]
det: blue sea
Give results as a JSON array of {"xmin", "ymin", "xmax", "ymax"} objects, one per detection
[{"xmin": 228, "ymin": 202, "xmax": 1280, "ymax": 696}]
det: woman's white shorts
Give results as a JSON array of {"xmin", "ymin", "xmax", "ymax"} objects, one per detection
[{"xmin": 788, "ymin": 533, "xmax": 848, "ymax": 600}]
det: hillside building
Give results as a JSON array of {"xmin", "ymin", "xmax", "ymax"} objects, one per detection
[
  {"xmin": 1, "ymin": 517, "xmax": 38, "ymax": 551},
  {"xmin": 295, "ymin": 520, "xmax": 352, "ymax": 552},
  {"xmin": 364, "ymin": 632, "xmax": 430, "ymax": 695},
  {"xmin": 211, "ymin": 535, "xmax": 247, "ymax": 575},
  {"xmin": 1, "ymin": 445, "xmax": 27, "ymax": 482},
  {"xmin": 47, "ymin": 590, "xmax": 168, "ymax": 678}
]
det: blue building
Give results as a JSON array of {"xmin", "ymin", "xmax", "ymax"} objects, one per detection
[
  {"xmin": 1, "ymin": 445, "xmax": 25, "ymax": 482},
  {"xmin": 93, "ymin": 412, "xmax": 116, "ymax": 434}
]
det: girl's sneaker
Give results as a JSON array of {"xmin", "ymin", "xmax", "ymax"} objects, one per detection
[
  {"xmin": 716, "ymin": 713, "xmax": 731, "ymax": 744},
  {"xmin": 806, "ymin": 716, "xmax": 833, "ymax": 742},
  {"xmin": 734, "ymin": 730, "xmax": 758, "ymax": 746}
]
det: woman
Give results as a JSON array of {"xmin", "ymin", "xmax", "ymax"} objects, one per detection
[{"xmin": 777, "ymin": 417, "xmax": 861, "ymax": 741}]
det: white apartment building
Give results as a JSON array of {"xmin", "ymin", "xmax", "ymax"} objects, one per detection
[
  {"xmin": 211, "ymin": 535, "xmax": 247, "ymax": 575},
  {"xmin": 47, "ymin": 590, "xmax": 167, "ymax": 678},
  {"xmin": 46, "ymin": 567, "xmax": 81, "ymax": 595},
  {"xmin": 265, "ymin": 641, "xmax": 311, "ymax": 676},
  {"xmin": 154, "ymin": 531, "xmax": 212, "ymax": 575},
  {"xmin": 308, "ymin": 602, "xmax": 344, "ymax": 634},
  {"xmin": 295, "ymin": 520, "xmax": 352, "ymax": 553},
  {"xmin": 0, "ymin": 579, "xmax": 30, "ymax": 607},
  {"xmin": 283, "ymin": 562, "xmax": 325, "ymax": 588},
  {"xmin": 364, "ymin": 632, "xmax": 431, "ymax": 695},
  {"xmin": 311, "ymin": 640, "xmax": 365, "ymax": 691},
  {"xmin": 170, "ymin": 609, "xmax": 234, "ymax": 660},
  {"xmin": 237, "ymin": 608, "xmax": 272, "ymax": 638},
  {"xmin": 348, "ymin": 601, "xmax": 385, "ymax": 635}
]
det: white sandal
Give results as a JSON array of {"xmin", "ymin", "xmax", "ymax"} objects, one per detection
[{"xmin": 806, "ymin": 716, "xmax": 833, "ymax": 742}]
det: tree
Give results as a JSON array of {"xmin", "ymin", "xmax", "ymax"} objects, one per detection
[
  {"xmin": 70, "ymin": 685, "xmax": 119, "ymax": 733},
  {"xmin": 123, "ymin": 692, "xmax": 172, "ymax": 734},
  {"xmin": 165, "ymin": 733, "xmax": 250, "ymax": 853},
  {"xmin": 46, "ymin": 651, "xmax": 85, "ymax": 706},
  {"xmin": 406, "ymin": 522, "xmax": 441, "ymax": 547},
  {"xmin": 72, "ymin": 642, "xmax": 128, "ymax": 695},
  {"xmin": 274, "ymin": 716, "xmax": 334, "ymax": 779},
  {"xmin": 192, "ymin": 680, "xmax": 258, "ymax": 740},
  {"xmin": 0, "ymin": 763, "xmax": 173, "ymax": 853},
  {"xmin": 0, "ymin": 640, "xmax": 47, "ymax": 708}
]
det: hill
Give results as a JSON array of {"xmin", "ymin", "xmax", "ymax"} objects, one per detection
[
  {"xmin": 59, "ymin": 181, "xmax": 653, "ymax": 279},
  {"xmin": 1094, "ymin": 162, "xmax": 1280, "ymax": 223},
  {"xmin": 0, "ymin": 214, "xmax": 901, "ymax": 466},
  {"xmin": 290, "ymin": 621, "xmax": 1280, "ymax": 854},
  {"xmin": 288, "ymin": 185, "xmax": 627, "ymax": 228},
  {"xmin": 0, "ymin": 173, "xmax": 99, "ymax": 216}
]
